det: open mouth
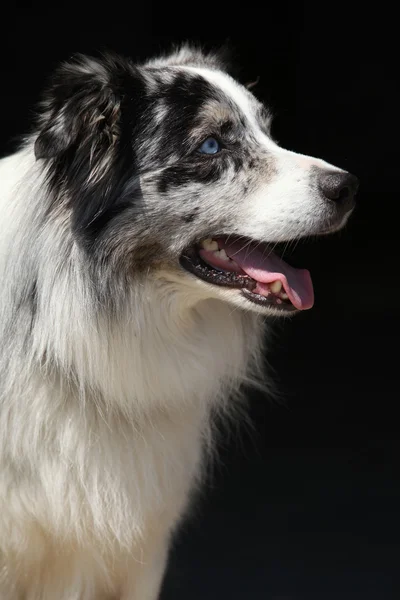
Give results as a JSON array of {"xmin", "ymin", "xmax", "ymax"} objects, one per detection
[{"xmin": 180, "ymin": 236, "xmax": 314, "ymax": 312}]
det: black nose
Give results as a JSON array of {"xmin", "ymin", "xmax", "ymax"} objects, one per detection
[{"xmin": 319, "ymin": 171, "xmax": 359, "ymax": 206}]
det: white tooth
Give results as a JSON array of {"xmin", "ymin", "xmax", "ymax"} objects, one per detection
[
  {"xmin": 270, "ymin": 280, "xmax": 282, "ymax": 293},
  {"xmin": 218, "ymin": 249, "xmax": 230, "ymax": 261},
  {"xmin": 202, "ymin": 239, "xmax": 219, "ymax": 251},
  {"xmin": 280, "ymin": 292, "xmax": 289, "ymax": 300}
]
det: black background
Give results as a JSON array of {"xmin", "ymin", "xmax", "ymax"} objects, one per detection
[{"xmin": 1, "ymin": 2, "xmax": 398, "ymax": 598}]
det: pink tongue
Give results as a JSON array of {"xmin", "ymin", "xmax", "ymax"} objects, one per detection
[{"xmin": 218, "ymin": 239, "xmax": 314, "ymax": 310}]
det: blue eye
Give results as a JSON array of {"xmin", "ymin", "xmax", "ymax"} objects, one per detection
[{"xmin": 198, "ymin": 137, "xmax": 221, "ymax": 155}]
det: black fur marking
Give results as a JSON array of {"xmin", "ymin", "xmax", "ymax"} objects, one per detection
[
  {"xmin": 83, "ymin": 200, "xmax": 134, "ymax": 240},
  {"xmin": 13, "ymin": 279, "xmax": 38, "ymax": 338},
  {"xmin": 220, "ymin": 120, "xmax": 235, "ymax": 137},
  {"xmin": 182, "ymin": 208, "xmax": 199, "ymax": 223},
  {"xmin": 28, "ymin": 280, "xmax": 38, "ymax": 333},
  {"xmin": 164, "ymin": 73, "xmax": 218, "ymax": 113},
  {"xmin": 152, "ymin": 73, "xmax": 224, "ymax": 162},
  {"xmin": 231, "ymin": 154, "xmax": 244, "ymax": 173},
  {"xmin": 158, "ymin": 159, "xmax": 226, "ymax": 194}
]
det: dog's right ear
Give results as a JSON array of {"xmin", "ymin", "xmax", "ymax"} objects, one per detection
[
  {"xmin": 34, "ymin": 53, "xmax": 137, "ymax": 162},
  {"xmin": 34, "ymin": 53, "xmax": 146, "ymax": 242}
]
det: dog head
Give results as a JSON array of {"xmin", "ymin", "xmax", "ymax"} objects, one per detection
[{"xmin": 35, "ymin": 46, "xmax": 358, "ymax": 316}]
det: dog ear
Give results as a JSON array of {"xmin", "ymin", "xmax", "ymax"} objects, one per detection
[
  {"xmin": 34, "ymin": 53, "xmax": 143, "ymax": 242},
  {"xmin": 35, "ymin": 53, "xmax": 133, "ymax": 162}
]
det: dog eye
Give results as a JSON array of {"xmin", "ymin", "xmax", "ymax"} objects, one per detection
[{"xmin": 198, "ymin": 137, "xmax": 221, "ymax": 155}]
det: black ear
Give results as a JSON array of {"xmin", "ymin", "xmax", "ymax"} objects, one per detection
[
  {"xmin": 34, "ymin": 53, "xmax": 134, "ymax": 161},
  {"xmin": 34, "ymin": 53, "xmax": 144, "ymax": 243}
]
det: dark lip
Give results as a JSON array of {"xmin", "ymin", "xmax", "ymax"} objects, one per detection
[
  {"xmin": 241, "ymin": 288, "xmax": 298, "ymax": 312},
  {"xmin": 179, "ymin": 244, "xmax": 297, "ymax": 312},
  {"xmin": 179, "ymin": 248, "xmax": 252, "ymax": 290}
]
